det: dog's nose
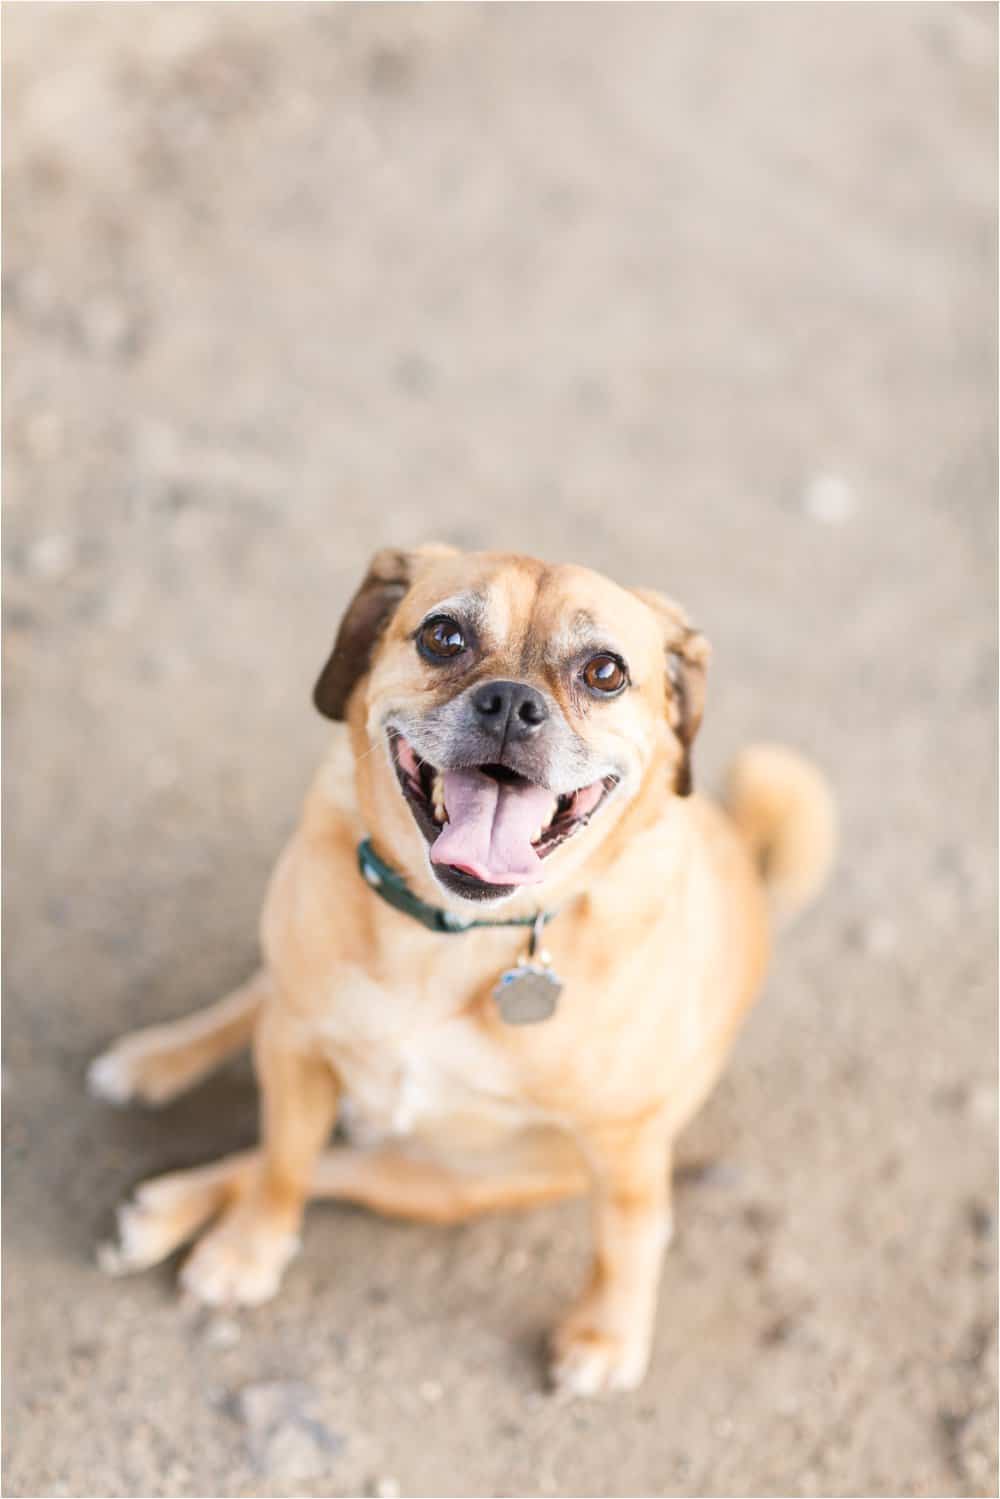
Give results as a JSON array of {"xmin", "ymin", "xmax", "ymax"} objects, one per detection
[{"xmin": 471, "ymin": 679, "xmax": 549, "ymax": 739}]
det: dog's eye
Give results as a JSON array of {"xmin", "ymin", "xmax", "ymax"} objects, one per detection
[
  {"xmin": 582, "ymin": 653, "xmax": 628, "ymax": 696},
  {"xmin": 418, "ymin": 616, "xmax": 467, "ymax": 661}
]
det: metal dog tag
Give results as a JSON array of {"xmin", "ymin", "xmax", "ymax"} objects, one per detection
[
  {"xmin": 493, "ymin": 915, "xmax": 562, "ymax": 1025},
  {"xmin": 493, "ymin": 963, "xmax": 562, "ymax": 1024}
]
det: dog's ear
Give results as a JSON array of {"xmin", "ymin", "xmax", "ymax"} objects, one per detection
[
  {"xmin": 633, "ymin": 588, "xmax": 711, "ymax": 796},
  {"xmin": 313, "ymin": 544, "xmax": 458, "ymax": 721}
]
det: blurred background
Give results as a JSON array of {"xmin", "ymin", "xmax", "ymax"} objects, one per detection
[{"xmin": 3, "ymin": 5, "xmax": 997, "ymax": 1496}]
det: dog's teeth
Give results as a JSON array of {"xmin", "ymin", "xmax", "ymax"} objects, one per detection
[
  {"xmin": 431, "ymin": 772, "xmax": 447, "ymax": 824},
  {"xmin": 533, "ymin": 799, "xmax": 558, "ymax": 843}
]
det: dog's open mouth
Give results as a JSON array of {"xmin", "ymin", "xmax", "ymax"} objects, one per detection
[{"xmin": 389, "ymin": 733, "xmax": 617, "ymax": 898}]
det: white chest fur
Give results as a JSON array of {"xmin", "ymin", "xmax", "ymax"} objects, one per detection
[{"xmin": 316, "ymin": 963, "xmax": 537, "ymax": 1145}]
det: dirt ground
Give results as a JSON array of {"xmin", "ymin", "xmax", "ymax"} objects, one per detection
[{"xmin": 3, "ymin": 6, "xmax": 997, "ymax": 1497}]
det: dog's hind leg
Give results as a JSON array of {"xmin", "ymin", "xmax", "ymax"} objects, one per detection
[
  {"xmin": 311, "ymin": 1128, "xmax": 589, "ymax": 1224},
  {"xmin": 88, "ymin": 969, "xmax": 269, "ymax": 1108}
]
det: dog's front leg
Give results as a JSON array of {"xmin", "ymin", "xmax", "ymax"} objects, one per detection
[
  {"xmin": 180, "ymin": 1009, "xmax": 339, "ymax": 1306},
  {"xmin": 550, "ymin": 1111, "xmax": 673, "ymax": 1397}
]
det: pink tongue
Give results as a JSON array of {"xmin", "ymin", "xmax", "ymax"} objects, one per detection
[{"xmin": 431, "ymin": 769, "xmax": 554, "ymax": 885}]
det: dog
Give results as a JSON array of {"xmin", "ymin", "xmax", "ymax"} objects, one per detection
[{"xmin": 90, "ymin": 545, "xmax": 834, "ymax": 1396}]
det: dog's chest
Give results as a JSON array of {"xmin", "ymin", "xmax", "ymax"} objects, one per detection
[{"xmin": 315, "ymin": 963, "xmax": 535, "ymax": 1142}]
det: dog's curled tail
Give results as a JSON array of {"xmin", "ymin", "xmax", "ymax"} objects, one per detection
[{"xmin": 724, "ymin": 743, "xmax": 836, "ymax": 920}]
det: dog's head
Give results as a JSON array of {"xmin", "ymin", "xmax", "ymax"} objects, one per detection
[{"xmin": 314, "ymin": 546, "xmax": 709, "ymax": 905}]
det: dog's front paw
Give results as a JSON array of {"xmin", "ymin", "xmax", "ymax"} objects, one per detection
[
  {"xmin": 180, "ymin": 1208, "xmax": 299, "ymax": 1307},
  {"xmin": 98, "ymin": 1194, "xmax": 185, "ymax": 1276},
  {"xmin": 549, "ymin": 1306, "xmax": 651, "ymax": 1397},
  {"xmin": 98, "ymin": 1160, "xmax": 241, "ymax": 1275}
]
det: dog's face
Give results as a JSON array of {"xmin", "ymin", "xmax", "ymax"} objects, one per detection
[{"xmin": 315, "ymin": 547, "xmax": 709, "ymax": 904}]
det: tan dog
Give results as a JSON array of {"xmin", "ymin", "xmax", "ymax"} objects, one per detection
[{"xmin": 91, "ymin": 546, "xmax": 834, "ymax": 1396}]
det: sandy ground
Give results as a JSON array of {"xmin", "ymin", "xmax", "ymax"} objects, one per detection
[{"xmin": 3, "ymin": 6, "xmax": 997, "ymax": 1496}]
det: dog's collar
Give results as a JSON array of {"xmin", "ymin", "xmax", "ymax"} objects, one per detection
[{"xmin": 357, "ymin": 838, "xmax": 557, "ymax": 937}]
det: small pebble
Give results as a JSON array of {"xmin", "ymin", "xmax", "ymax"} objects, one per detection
[
  {"xmin": 28, "ymin": 533, "xmax": 75, "ymax": 581},
  {"xmin": 237, "ymin": 1380, "xmax": 342, "ymax": 1480},
  {"xmin": 861, "ymin": 917, "xmax": 898, "ymax": 956},
  {"xmin": 370, "ymin": 1477, "xmax": 401, "ymax": 1499},
  {"xmin": 419, "ymin": 1379, "xmax": 443, "ymax": 1404},
  {"xmin": 801, "ymin": 472, "xmax": 856, "ymax": 525},
  {"xmin": 965, "ymin": 1199, "xmax": 995, "ymax": 1241},
  {"xmin": 968, "ymin": 1085, "xmax": 998, "ymax": 1125},
  {"xmin": 204, "ymin": 1316, "xmax": 241, "ymax": 1350}
]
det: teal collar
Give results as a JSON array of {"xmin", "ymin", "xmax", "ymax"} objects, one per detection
[{"xmin": 357, "ymin": 838, "xmax": 557, "ymax": 936}]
